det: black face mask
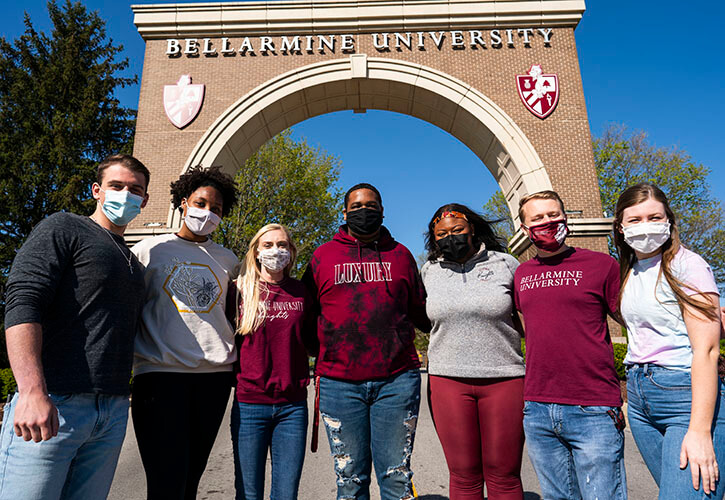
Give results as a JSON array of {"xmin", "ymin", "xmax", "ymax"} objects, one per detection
[
  {"xmin": 346, "ymin": 207, "xmax": 383, "ymax": 236},
  {"xmin": 437, "ymin": 233, "xmax": 471, "ymax": 261}
]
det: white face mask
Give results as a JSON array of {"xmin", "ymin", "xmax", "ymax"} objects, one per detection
[
  {"xmin": 184, "ymin": 206, "xmax": 221, "ymax": 236},
  {"xmin": 622, "ymin": 221, "xmax": 671, "ymax": 254},
  {"xmin": 258, "ymin": 247, "xmax": 291, "ymax": 273}
]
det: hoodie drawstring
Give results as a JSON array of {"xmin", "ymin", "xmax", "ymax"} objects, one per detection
[
  {"xmin": 357, "ymin": 241, "xmax": 366, "ymax": 283},
  {"xmin": 374, "ymin": 241, "xmax": 393, "ymax": 297}
]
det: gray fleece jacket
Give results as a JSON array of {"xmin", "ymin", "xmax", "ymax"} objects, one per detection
[{"xmin": 421, "ymin": 246, "xmax": 525, "ymax": 378}]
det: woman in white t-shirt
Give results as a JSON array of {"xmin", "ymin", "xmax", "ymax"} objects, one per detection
[
  {"xmin": 614, "ymin": 183, "xmax": 724, "ymax": 499},
  {"xmin": 131, "ymin": 165, "xmax": 240, "ymax": 500}
]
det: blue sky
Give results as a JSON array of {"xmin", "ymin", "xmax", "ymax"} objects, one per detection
[{"xmin": 2, "ymin": 1, "xmax": 723, "ymax": 260}]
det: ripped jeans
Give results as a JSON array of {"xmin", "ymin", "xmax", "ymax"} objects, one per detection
[{"xmin": 319, "ymin": 369, "xmax": 421, "ymax": 500}]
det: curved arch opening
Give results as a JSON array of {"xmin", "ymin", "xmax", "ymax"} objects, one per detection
[{"xmin": 174, "ymin": 56, "xmax": 552, "ymax": 251}]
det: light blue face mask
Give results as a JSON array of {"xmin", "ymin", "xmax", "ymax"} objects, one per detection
[{"xmin": 100, "ymin": 189, "xmax": 144, "ymax": 226}]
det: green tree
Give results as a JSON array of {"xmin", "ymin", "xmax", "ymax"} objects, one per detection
[
  {"xmin": 594, "ymin": 124, "xmax": 724, "ymax": 289},
  {"xmin": 482, "ymin": 190, "xmax": 516, "ymax": 244},
  {"xmin": 0, "ymin": 1, "xmax": 137, "ymax": 364},
  {"xmin": 214, "ymin": 130, "xmax": 344, "ymax": 276}
]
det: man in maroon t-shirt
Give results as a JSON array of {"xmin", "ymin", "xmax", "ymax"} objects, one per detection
[{"xmin": 514, "ymin": 190, "xmax": 627, "ymax": 500}]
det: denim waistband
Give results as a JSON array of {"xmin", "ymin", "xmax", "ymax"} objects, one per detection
[
  {"xmin": 626, "ymin": 363, "xmax": 664, "ymax": 375},
  {"xmin": 626, "ymin": 363, "xmax": 692, "ymax": 374}
]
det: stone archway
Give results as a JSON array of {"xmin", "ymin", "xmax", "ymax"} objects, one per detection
[{"xmin": 171, "ymin": 55, "xmax": 552, "ymax": 253}]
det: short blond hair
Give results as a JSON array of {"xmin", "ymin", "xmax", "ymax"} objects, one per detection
[{"xmin": 518, "ymin": 190, "xmax": 566, "ymax": 223}]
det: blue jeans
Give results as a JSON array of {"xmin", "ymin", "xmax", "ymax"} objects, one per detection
[
  {"xmin": 523, "ymin": 400, "xmax": 627, "ymax": 500},
  {"xmin": 319, "ymin": 369, "xmax": 421, "ymax": 500},
  {"xmin": 0, "ymin": 392, "xmax": 129, "ymax": 500},
  {"xmin": 627, "ymin": 364, "xmax": 725, "ymax": 499},
  {"xmin": 231, "ymin": 400, "xmax": 308, "ymax": 500}
]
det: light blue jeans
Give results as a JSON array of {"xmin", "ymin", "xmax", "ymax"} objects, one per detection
[
  {"xmin": 231, "ymin": 400, "xmax": 308, "ymax": 500},
  {"xmin": 627, "ymin": 364, "xmax": 725, "ymax": 499},
  {"xmin": 0, "ymin": 392, "xmax": 129, "ymax": 500},
  {"xmin": 319, "ymin": 369, "xmax": 421, "ymax": 500},
  {"xmin": 523, "ymin": 400, "xmax": 627, "ymax": 500}
]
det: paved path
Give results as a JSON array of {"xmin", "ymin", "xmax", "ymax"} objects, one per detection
[{"xmin": 109, "ymin": 374, "xmax": 657, "ymax": 499}]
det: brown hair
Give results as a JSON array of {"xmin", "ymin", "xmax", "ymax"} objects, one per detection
[
  {"xmin": 613, "ymin": 183, "xmax": 718, "ymax": 320},
  {"xmin": 518, "ymin": 190, "xmax": 565, "ymax": 223},
  {"xmin": 97, "ymin": 154, "xmax": 150, "ymax": 190}
]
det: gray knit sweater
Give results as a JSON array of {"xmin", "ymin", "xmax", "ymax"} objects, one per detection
[{"xmin": 421, "ymin": 246, "xmax": 525, "ymax": 378}]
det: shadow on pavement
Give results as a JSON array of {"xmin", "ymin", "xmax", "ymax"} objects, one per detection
[{"xmin": 418, "ymin": 494, "xmax": 541, "ymax": 500}]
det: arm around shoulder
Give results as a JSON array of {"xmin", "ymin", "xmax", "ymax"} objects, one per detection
[
  {"xmin": 603, "ymin": 255, "xmax": 622, "ymax": 320},
  {"xmin": 408, "ymin": 256, "xmax": 431, "ymax": 334},
  {"xmin": 499, "ymin": 252, "xmax": 520, "ymax": 276},
  {"xmin": 129, "ymin": 236, "xmax": 154, "ymax": 267}
]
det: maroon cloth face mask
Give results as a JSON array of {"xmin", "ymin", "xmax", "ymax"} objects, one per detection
[{"xmin": 525, "ymin": 219, "xmax": 569, "ymax": 252}]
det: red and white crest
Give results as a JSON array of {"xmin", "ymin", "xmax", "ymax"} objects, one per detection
[
  {"xmin": 163, "ymin": 75, "xmax": 205, "ymax": 129},
  {"xmin": 516, "ymin": 65, "xmax": 559, "ymax": 119}
]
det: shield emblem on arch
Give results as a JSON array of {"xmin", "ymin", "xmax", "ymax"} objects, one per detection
[
  {"xmin": 163, "ymin": 75, "xmax": 205, "ymax": 129},
  {"xmin": 516, "ymin": 65, "xmax": 559, "ymax": 119}
]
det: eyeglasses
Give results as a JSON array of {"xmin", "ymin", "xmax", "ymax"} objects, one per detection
[{"xmin": 433, "ymin": 210, "xmax": 468, "ymax": 226}]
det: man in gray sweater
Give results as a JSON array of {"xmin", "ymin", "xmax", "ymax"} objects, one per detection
[{"xmin": 0, "ymin": 155, "xmax": 150, "ymax": 500}]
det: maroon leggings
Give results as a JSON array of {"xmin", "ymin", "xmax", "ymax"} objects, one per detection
[{"xmin": 428, "ymin": 375, "xmax": 525, "ymax": 500}]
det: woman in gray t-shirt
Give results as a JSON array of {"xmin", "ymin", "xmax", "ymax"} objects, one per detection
[{"xmin": 421, "ymin": 203, "xmax": 525, "ymax": 500}]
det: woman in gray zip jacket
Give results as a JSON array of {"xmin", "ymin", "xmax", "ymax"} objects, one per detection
[{"xmin": 421, "ymin": 203, "xmax": 525, "ymax": 500}]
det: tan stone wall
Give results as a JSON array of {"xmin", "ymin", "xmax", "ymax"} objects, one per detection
[{"xmin": 131, "ymin": 28, "xmax": 602, "ymax": 240}]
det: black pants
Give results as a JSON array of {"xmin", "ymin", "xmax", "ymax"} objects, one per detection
[{"xmin": 131, "ymin": 371, "xmax": 232, "ymax": 500}]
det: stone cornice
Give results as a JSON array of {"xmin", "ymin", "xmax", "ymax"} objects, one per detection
[
  {"xmin": 125, "ymin": 227, "xmax": 175, "ymax": 246},
  {"xmin": 132, "ymin": 0, "xmax": 586, "ymax": 39}
]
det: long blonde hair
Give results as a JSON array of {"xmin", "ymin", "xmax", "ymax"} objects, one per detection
[{"xmin": 236, "ymin": 224, "xmax": 298, "ymax": 335}]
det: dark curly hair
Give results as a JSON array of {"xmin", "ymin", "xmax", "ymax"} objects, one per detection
[
  {"xmin": 424, "ymin": 203, "xmax": 507, "ymax": 261},
  {"xmin": 170, "ymin": 165, "xmax": 238, "ymax": 218}
]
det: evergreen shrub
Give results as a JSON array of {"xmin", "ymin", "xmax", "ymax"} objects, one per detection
[{"xmin": 0, "ymin": 368, "xmax": 16, "ymax": 402}]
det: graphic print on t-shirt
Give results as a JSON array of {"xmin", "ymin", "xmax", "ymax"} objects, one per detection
[{"xmin": 163, "ymin": 259, "xmax": 222, "ymax": 313}]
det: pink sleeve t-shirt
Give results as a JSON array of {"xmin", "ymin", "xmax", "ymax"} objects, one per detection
[
  {"xmin": 621, "ymin": 247, "xmax": 719, "ymax": 371},
  {"xmin": 514, "ymin": 247, "xmax": 622, "ymax": 406}
]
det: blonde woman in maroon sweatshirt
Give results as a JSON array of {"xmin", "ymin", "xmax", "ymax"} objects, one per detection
[{"xmin": 232, "ymin": 224, "xmax": 317, "ymax": 500}]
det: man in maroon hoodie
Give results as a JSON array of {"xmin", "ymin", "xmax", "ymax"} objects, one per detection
[{"xmin": 303, "ymin": 183, "xmax": 430, "ymax": 500}]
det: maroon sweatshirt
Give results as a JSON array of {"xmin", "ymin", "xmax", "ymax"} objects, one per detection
[
  {"xmin": 303, "ymin": 226, "xmax": 430, "ymax": 381},
  {"xmin": 235, "ymin": 278, "xmax": 316, "ymax": 404}
]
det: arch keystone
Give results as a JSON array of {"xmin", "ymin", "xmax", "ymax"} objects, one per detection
[{"xmin": 350, "ymin": 54, "xmax": 368, "ymax": 78}]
